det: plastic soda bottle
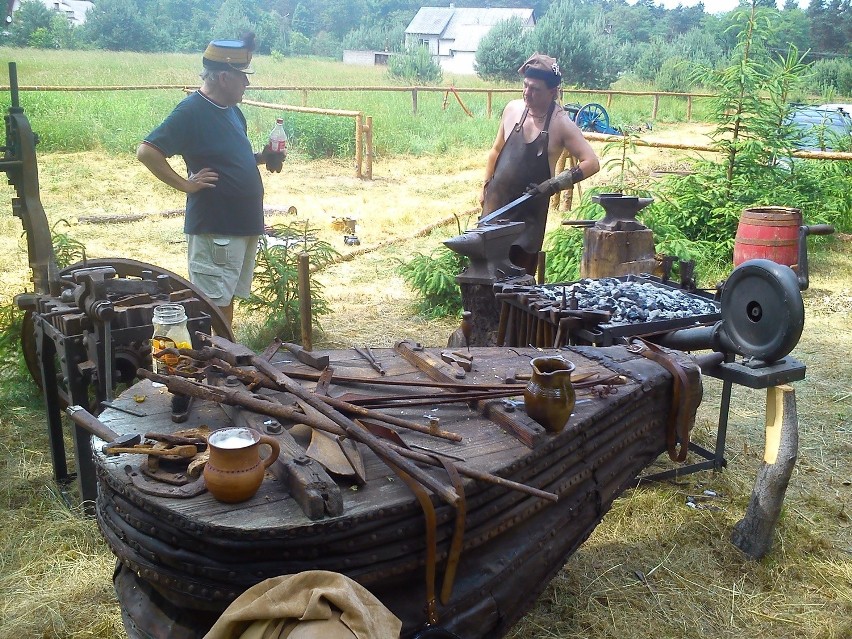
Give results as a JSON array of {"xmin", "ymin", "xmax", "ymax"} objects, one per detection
[
  {"xmin": 151, "ymin": 304, "xmax": 192, "ymax": 374},
  {"xmin": 267, "ymin": 118, "xmax": 287, "ymax": 172}
]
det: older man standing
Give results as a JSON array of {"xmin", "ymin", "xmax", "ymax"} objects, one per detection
[
  {"xmin": 480, "ymin": 53, "xmax": 600, "ymax": 276},
  {"xmin": 137, "ymin": 32, "xmax": 283, "ymax": 329}
]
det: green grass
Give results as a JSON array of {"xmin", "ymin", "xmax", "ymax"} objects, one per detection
[{"xmin": 1, "ymin": 48, "xmax": 717, "ymax": 158}]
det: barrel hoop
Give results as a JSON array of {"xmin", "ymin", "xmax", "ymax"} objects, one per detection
[
  {"xmin": 739, "ymin": 216, "xmax": 801, "ymax": 227},
  {"xmin": 735, "ymin": 238, "xmax": 798, "ymax": 247}
]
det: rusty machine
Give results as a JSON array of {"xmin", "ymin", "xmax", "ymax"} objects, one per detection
[{"xmin": 2, "ymin": 62, "xmax": 232, "ymax": 510}]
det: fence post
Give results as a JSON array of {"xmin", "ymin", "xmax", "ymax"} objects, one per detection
[
  {"xmin": 606, "ymin": 92, "xmax": 612, "ymax": 109},
  {"xmin": 652, "ymin": 94, "xmax": 660, "ymax": 120},
  {"xmin": 355, "ymin": 113, "xmax": 363, "ymax": 179},
  {"xmin": 412, "ymin": 88, "xmax": 418, "ymax": 115},
  {"xmin": 487, "ymin": 91, "xmax": 492, "ymax": 118},
  {"xmin": 301, "ymin": 89, "xmax": 308, "ymax": 107},
  {"xmin": 687, "ymin": 95, "xmax": 693, "ymax": 121},
  {"xmin": 365, "ymin": 115, "xmax": 373, "ymax": 181}
]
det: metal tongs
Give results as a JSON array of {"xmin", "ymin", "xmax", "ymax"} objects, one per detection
[{"xmin": 354, "ymin": 345, "xmax": 386, "ymax": 375}]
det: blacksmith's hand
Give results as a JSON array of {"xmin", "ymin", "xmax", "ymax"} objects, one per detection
[
  {"xmin": 186, "ymin": 168, "xmax": 218, "ymax": 193},
  {"xmin": 525, "ymin": 178, "xmax": 558, "ymax": 198}
]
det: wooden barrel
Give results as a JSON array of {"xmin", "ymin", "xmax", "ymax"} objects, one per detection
[{"xmin": 733, "ymin": 207, "xmax": 802, "ymax": 267}]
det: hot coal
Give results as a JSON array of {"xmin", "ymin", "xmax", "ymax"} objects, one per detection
[{"xmin": 540, "ymin": 278, "xmax": 719, "ymax": 325}]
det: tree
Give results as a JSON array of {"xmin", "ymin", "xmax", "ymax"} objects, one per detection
[
  {"xmin": 211, "ymin": 0, "xmax": 254, "ymax": 43},
  {"xmin": 6, "ymin": 0, "xmax": 59, "ymax": 47},
  {"xmin": 475, "ymin": 17, "xmax": 531, "ymax": 82},
  {"xmin": 82, "ymin": 0, "xmax": 162, "ymax": 51},
  {"xmin": 532, "ymin": 0, "xmax": 619, "ymax": 89}
]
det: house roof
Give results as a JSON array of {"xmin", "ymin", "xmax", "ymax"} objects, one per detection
[{"xmin": 406, "ymin": 7, "xmax": 534, "ymax": 46}]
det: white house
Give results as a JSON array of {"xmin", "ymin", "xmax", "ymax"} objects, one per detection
[
  {"xmin": 405, "ymin": 5, "xmax": 535, "ymax": 75},
  {"xmin": 9, "ymin": 0, "xmax": 94, "ymax": 26}
]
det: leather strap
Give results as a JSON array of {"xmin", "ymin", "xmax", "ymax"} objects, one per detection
[{"xmin": 630, "ymin": 338, "xmax": 698, "ymax": 461}]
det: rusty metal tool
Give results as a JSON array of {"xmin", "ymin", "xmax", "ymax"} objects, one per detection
[
  {"xmin": 280, "ymin": 339, "xmax": 329, "ymax": 370},
  {"xmin": 66, "ymin": 405, "xmax": 141, "ymax": 450},
  {"xmin": 105, "ymin": 444, "xmax": 198, "ymax": 458},
  {"xmin": 354, "ymin": 346, "xmax": 385, "ymax": 375},
  {"xmin": 139, "ymin": 367, "xmax": 460, "ymax": 507}
]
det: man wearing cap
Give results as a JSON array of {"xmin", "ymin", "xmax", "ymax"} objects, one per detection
[
  {"xmin": 137, "ymin": 32, "xmax": 281, "ymax": 329},
  {"xmin": 480, "ymin": 53, "xmax": 600, "ymax": 276}
]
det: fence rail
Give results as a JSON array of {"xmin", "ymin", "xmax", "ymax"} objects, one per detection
[
  {"xmin": 3, "ymin": 84, "xmax": 849, "ymax": 180},
  {"xmin": 1, "ymin": 83, "xmax": 719, "ymax": 119}
]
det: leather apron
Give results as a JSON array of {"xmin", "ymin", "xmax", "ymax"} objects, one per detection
[{"xmin": 481, "ymin": 101, "xmax": 556, "ymax": 275}]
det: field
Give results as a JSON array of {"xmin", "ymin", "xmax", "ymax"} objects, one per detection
[{"xmin": 0, "ymin": 50, "xmax": 850, "ymax": 639}]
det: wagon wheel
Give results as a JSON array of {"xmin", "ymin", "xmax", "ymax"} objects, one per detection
[
  {"xmin": 574, "ymin": 102, "xmax": 610, "ymax": 133},
  {"xmin": 20, "ymin": 257, "xmax": 234, "ymax": 390}
]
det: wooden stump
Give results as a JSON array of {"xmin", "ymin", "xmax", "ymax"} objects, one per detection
[
  {"xmin": 731, "ymin": 385, "xmax": 798, "ymax": 559},
  {"xmin": 580, "ymin": 227, "xmax": 657, "ymax": 279}
]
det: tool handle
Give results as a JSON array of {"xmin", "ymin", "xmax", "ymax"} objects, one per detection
[
  {"xmin": 802, "ymin": 224, "xmax": 834, "ymax": 236},
  {"xmin": 66, "ymin": 405, "xmax": 119, "ymax": 442}
]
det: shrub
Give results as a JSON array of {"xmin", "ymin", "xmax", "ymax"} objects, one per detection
[
  {"xmin": 241, "ymin": 222, "xmax": 338, "ymax": 344},
  {"xmin": 397, "ymin": 246, "xmax": 465, "ymax": 319},
  {"xmin": 655, "ymin": 57, "xmax": 695, "ymax": 92},
  {"xmin": 388, "ymin": 46, "xmax": 443, "ymax": 85}
]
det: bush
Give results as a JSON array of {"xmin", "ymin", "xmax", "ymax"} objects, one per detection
[
  {"xmin": 241, "ymin": 222, "xmax": 338, "ymax": 344},
  {"xmin": 288, "ymin": 112, "xmax": 353, "ymax": 159},
  {"xmin": 397, "ymin": 246, "xmax": 465, "ymax": 319},
  {"xmin": 655, "ymin": 57, "xmax": 695, "ymax": 92},
  {"xmin": 475, "ymin": 17, "xmax": 531, "ymax": 83},
  {"xmin": 811, "ymin": 57, "xmax": 852, "ymax": 96},
  {"xmin": 388, "ymin": 45, "xmax": 442, "ymax": 85}
]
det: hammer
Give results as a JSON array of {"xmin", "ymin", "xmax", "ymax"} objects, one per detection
[{"xmin": 66, "ymin": 405, "xmax": 142, "ymax": 451}]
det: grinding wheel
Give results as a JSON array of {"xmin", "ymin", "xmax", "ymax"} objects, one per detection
[{"xmin": 717, "ymin": 258, "xmax": 804, "ymax": 363}]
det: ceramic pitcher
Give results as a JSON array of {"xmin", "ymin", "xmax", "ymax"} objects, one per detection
[
  {"xmin": 204, "ymin": 427, "xmax": 280, "ymax": 503},
  {"xmin": 523, "ymin": 356, "xmax": 576, "ymax": 433}
]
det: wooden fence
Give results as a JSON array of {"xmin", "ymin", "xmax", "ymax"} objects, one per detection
[{"xmin": 5, "ymin": 84, "xmax": 850, "ymax": 182}]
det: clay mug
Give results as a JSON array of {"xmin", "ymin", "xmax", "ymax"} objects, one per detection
[
  {"xmin": 203, "ymin": 427, "xmax": 280, "ymax": 503},
  {"xmin": 523, "ymin": 356, "xmax": 576, "ymax": 433}
]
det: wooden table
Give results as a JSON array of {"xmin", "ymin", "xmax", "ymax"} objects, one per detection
[{"xmin": 92, "ymin": 344, "xmax": 692, "ymax": 639}]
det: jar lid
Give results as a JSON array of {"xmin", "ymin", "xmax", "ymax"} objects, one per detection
[{"xmin": 153, "ymin": 303, "xmax": 188, "ymax": 324}]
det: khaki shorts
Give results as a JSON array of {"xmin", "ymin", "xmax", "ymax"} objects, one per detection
[{"xmin": 187, "ymin": 234, "xmax": 259, "ymax": 307}]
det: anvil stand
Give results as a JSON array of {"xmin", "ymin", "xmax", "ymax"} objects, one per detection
[
  {"xmin": 639, "ymin": 354, "xmax": 806, "ymax": 483},
  {"xmin": 444, "ymin": 220, "xmax": 534, "ymax": 346}
]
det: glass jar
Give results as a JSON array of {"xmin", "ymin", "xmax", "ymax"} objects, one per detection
[{"xmin": 151, "ymin": 304, "xmax": 192, "ymax": 374}]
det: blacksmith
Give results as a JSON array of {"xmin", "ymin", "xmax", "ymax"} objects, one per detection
[
  {"xmin": 480, "ymin": 53, "xmax": 600, "ymax": 275},
  {"xmin": 137, "ymin": 32, "xmax": 281, "ymax": 330}
]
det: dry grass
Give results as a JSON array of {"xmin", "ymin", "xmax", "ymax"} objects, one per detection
[{"xmin": 0, "ymin": 132, "xmax": 850, "ymax": 638}]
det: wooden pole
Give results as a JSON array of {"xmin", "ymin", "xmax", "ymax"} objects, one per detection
[
  {"xmin": 301, "ymin": 89, "xmax": 307, "ymax": 107},
  {"xmin": 731, "ymin": 385, "xmax": 799, "ymax": 559},
  {"xmin": 355, "ymin": 113, "xmax": 363, "ymax": 179},
  {"xmin": 554, "ymin": 152, "xmax": 567, "ymax": 212},
  {"xmin": 365, "ymin": 115, "xmax": 373, "ymax": 180},
  {"xmin": 297, "ymin": 252, "xmax": 313, "ymax": 351},
  {"xmin": 686, "ymin": 95, "xmax": 693, "ymax": 121},
  {"xmin": 605, "ymin": 92, "xmax": 612, "ymax": 109},
  {"xmin": 412, "ymin": 88, "xmax": 418, "ymax": 115},
  {"xmin": 652, "ymin": 94, "xmax": 660, "ymax": 120},
  {"xmin": 486, "ymin": 91, "xmax": 492, "ymax": 118}
]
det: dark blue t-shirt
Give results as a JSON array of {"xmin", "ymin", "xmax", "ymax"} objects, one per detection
[{"xmin": 144, "ymin": 91, "xmax": 264, "ymax": 236}]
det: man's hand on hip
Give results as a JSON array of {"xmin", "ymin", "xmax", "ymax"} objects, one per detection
[{"xmin": 186, "ymin": 168, "xmax": 218, "ymax": 192}]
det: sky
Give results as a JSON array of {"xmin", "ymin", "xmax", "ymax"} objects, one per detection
[{"xmin": 627, "ymin": 0, "xmax": 810, "ymax": 13}]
